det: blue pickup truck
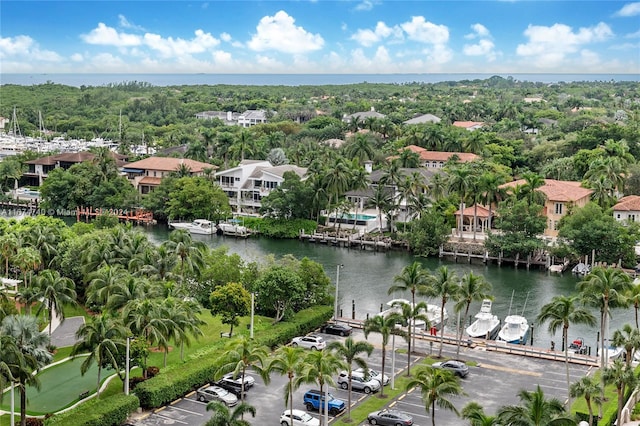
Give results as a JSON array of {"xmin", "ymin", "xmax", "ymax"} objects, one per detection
[{"xmin": 303, "ymin": 389, "xmax": 346, "ymax": 415}]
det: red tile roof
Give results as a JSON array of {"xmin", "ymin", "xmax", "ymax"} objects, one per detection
[
  {"xmin": 124, "ymin": 157, "xmax": 215, "ymax": 173},
  {"xmin": 452, "ymin": 121, "xmax": 484, "ymax": 129},
  {"xmin": 454, "ymin": 204, "xmax": 492, "ymax": 218},
  {"xmin": 613, "ymin": 195, "xmax": 640, "ymax": 211},
  {"xmin": 138, "ymin": 177, "xmax": 163, "ymax": 185},
  {"xmin": 500, "ymin": 179, "xmax": 593, "ymax": 202},
  {"xmin": 399, "ymin": 145, "xmax": 479, "ymax": 163}
]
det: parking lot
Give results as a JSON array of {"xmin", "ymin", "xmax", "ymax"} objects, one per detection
[{"xmin": 128, "ymin": 328, "xmax": 593, "ymax": 426}]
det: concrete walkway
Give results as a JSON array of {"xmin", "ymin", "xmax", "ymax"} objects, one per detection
[{"xmin": 47, "ymin": 304, "xmax": 84, "ymax": 348}]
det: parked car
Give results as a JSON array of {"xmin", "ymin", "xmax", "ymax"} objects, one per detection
[
  {"xmin": 354, "ymin": 367, "xmax": 390, "ymax": 386},
  {"xmin": 291, "ymin": 335, "xmax": 326, "ymax": 350},
  {"xmin": 431, "ymin": 360, "xmax": 469, "ymax": 377},
  {"xmin": 280, "ymin": 409, "xmax": 321, "ymax": 426},
  {"xmin": 222, "ymin": 372, "xmax": 256, "ymax": 388},
  {"xmin": 196, "ymin": 385, "xmax": 238, "ymax": 406},
  {"xmin": 367, "ymin": 409, "xmax": 414, "ymax": 425},
  {"xmin": 337, "ymin": 371, "xmax": 380, "ymax": 394},
  {"xmin": 303, "ymin": 389, "xmax": 346, "ymax": 415},
  {"xmin": 321, "ymin": 323, "xmax": 353, "ymax": 336}
]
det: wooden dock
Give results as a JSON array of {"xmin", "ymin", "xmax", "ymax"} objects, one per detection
[
  {"xmin": 439, "ymin": 247, "xmax": 549, "ymax": 270},
  {"xmin": 76, "ymin": 206, "xmax": 155, "ymax": 225},
  {"xmin": 299, "ymin": 231, "xmax": 391, "ymax": 251}
]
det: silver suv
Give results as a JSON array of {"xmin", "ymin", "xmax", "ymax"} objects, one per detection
[{"xmin": 337, "ymin": 371, "xmax": 380, "ymax": 394}]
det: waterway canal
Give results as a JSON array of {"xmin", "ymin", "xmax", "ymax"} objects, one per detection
[{"xmin": 144, "ymin": 226, "xmax": 635, "ymax": 353}]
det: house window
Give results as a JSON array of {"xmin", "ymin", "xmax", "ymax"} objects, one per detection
[
  {"xmin": 630, "ymin": 214, "xmax": 636, "ymax": 222},
  {"xmin": 153, "ymin": 171, "xmax": 157, "ymax": 177},
  {"xmin": 617, "ymin": 214, "xmax": 621, "ymax": 219},
  {"xmin": 554, "ymin": 203, "xmax": 563, "ymax": 215}
]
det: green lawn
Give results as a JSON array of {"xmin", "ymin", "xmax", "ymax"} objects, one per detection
[{"xmin": 0, "ymin": 355, "xmax": 103, "ymax": 415}]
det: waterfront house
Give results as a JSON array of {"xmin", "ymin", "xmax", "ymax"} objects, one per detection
[
  {"xmin": 215, "ymin": 160, "xmax": 307, "ymax": 213},
  {"xmin": 500, "ymin": 179, "xmax": 593, "ymax": 237},
  {"xmin": 24, "ymin": 151, "xmax": 128, "ymax": 186},
  {"xmin": 342, "ymin": 107, "xmax": 386, "ymax": 124},
  {"xmin": 397, "ymin": 145, "xmax": 480, "ymax": 169},
  {"xmin": 122, "ymin": 157, "xmax": 214, "ymax": 194},
  {"xmin": 195, "ymin": 110, "xmax": 267, "ymax": 127},
  {"xmin": 613, "ymin": 195, "xmax": 640, "ymax": 224}
]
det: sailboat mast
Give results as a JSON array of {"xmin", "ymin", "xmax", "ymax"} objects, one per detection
[
  {"xmin": 507, "ymin": 289, "xmax": 514, "ymax": 316},
  {"xmin": 521, "ymin": 292, "xmax": 530, "ymax": 316}
]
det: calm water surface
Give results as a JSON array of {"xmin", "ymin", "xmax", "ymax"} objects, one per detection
[{"xmin": 145, "ymin": 225, "xmax": 635, "ymax": 351}]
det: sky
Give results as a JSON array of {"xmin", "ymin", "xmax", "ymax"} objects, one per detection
[{"xmin": 0, "ymin": 1, "xmax": 639, "ymax": 75}]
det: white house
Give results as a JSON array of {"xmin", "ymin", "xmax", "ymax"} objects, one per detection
[
  {"xmin": 613, "ymin": 195, "xmax": 640, "ymax": 224},
  {"xmin": 215, "ymin": 160, "xmax": 307, "ymax": 213},
  {"xmin": 237, "ymin": 110, "xmax": 268, "ymax": 128}
]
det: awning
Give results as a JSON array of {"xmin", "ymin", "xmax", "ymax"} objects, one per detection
[{"xmin": 122, "ymin": 168, "xmax": 144, "ymax": 173}]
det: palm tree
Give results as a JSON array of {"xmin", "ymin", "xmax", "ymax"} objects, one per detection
[
  {"xmin": 346, "ymin": 133, "xmax": 375, "ymax": 164},
  {"xmin": 478, "ymin": 172, "xmax": 506, "ymax": 231},
  {"xmin": 268, "ymin": 345, "xmax": 305, "ymax": 421},
  {"xmin": 33, "ymin": 269, "xmax": 77, "ymax": 336},
  {"xmin": 406, "ymin": 366, "xmax": 464, "ymax": 426},
  {"xmin": 578, "ymin": 267, "xmax": 632, "ymax": 370},
  {"xmin": 497, "ymin": 385, "xmax": 575, "ymax": 426},
  {"xmin": 612, "ymin": 323, "xmax": 640, "ymax": 367},
  {"xmin": 296, "ymin": 349, "xmax": 345, "ymax": 425},
  {"xmin": 454, "ymin": 272, "xmax": 492, "ymax": 358},
  {"xmin": 71, "ymin": 314, "xmax": 127, "ymax": 398},
  {"xmin": 205, "ymin": 401, "xmax": 255, "ymax": 426},
  {"xmin": 327, "ymin": 337, "xmax": 374, "ymax": 421},
  {"xmin": 166, "ymin": 229, "xmax": 206, "ymax": 280},
  {"xmin": 536, "ymin": 295, "xmax": 596, "ymax": 405},
  {"xmin": 392, "ymin": 300, "xmax": 429, "ymax": 377},
  {"xmin": 521, "ymin": 171, "xmax": 546, "ymax": 206},
  {"xmin": 13, "ymin": 246, "xmax": 40, "ymax": 289},
  {"xmin": 448, "ymin": 164, "xmax": 475, "ymax": 239},
  {"xmin": 625, "ymin": 283, "xmax": 640, "ymax": 329},
  {"xmin": 427, "ymin": 266, "xmax": 460, "ymax": 358},
  {"xmin": 1, "ymin": 315, "xmax": 52, "ymax": 426},
  {"xmin": 0, "ymin": 334, "xmax": 22, "ymax": 423},
  {"xmin": 322, "ymin": 158, "xmax": 351, "ymax": 226},
  {"xmin": 216, "ymin": 335, "xmax": 270, "ymax": 403},
  {"xmin": 569, "ymin": 376, "xmax": 603, "ymax": 426},
  {"xmin": 603, "ymin": 358, "xmax": 637, "ymax": 426},
  {"xmin": 389, "ymin": 261, "xmax": 430, "ymax": 350},
  {"xmin": 85, "ymin": 265, "xmax": 129, "ymax": 311},
  {"xmin": 363, "ymin": 313, "xmax": 405, "ymax": 398},
  {"xmin": 367, "ymin": 184, "xmax": 393, "ymax": 232},
  {"xmin": 461, "ymin": 401, "xmax": 500, "ymax": 426},
  {"xmin": 0, "ymin": 233, "xmax": 19, "ymax": 276},
  {"xmin": 123, "ymin": 298, "xmax": 169, "ymax": 377}
]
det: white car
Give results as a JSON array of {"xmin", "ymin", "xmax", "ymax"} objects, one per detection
[
  {"xmin": 354, "ymin": 367, "xmax": 390, "ymax": 386},
  {"xmin": 222, "ymin": 372, "xmax": 256, "ymax": 388},
  {"xmin": 337, "ymin": 371, "xmax": 380, "ymax": 394},
  {"xmin": 291, "ymin": 335, "xmax": 326, "ymax": 350},
  {"xmin": 195, "ymin": 385, "xmax": 238, "ymax": 406},
  {"xmin": 280, "ymin": 409, "xmax": 320, "ymax": 426}
]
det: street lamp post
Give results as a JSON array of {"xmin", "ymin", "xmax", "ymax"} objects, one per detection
[
  {"xmin": 334, "ymin": 264, "xmax": 343, "ymax": 320},
  {"xmin": 391, "ymin": 323, "xmax": 401, "ymax": 390},
  {"xmin": 250, "ymin": 292, "xmax": 255, "ymax": 339},
  {"xmin": 10, "ymin": 381, "xmax": 14, "ymax": 426},
  {"xmin": 125, "ymin": 336, "xmax": 131, "ymax": 396}
]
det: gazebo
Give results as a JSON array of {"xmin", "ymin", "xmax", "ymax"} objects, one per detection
[{"xmin": 453, "ymin": 204, "xmax": 494, "ymax": 234}]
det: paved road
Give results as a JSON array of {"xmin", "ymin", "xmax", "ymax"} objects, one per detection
[{"xmin": 127, "ymin": 328, "xmax": 593, "ymax": 426}]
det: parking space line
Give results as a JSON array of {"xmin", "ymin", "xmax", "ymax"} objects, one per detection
[
  {"xmin": 166, "ymin": 405, "xmax": 205, "ymax": 416},
  {"xmin": 153, "ymin": 412, "xmax": 189, "ymax": 424},
  {"xmin": 479, "ymin": 363, "xmax": 542, "ymax": 376}
]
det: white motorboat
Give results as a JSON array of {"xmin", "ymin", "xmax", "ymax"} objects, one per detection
[
  {"xmin": 466, "ymin": 299, "xmax": 500, "ymax": 339},
  {"xmin": 597, "ymin": 345, "xmax": 624, "ymax": 362},
  {"xmin": 378, "ymin": 298, "xmax": 448, "ymax": 331},
  {"xmin": 497, "ymin": 315, "xmax": 530, "ymax": 344},
  {"xmin": 169, "ymin": 219, "xmax": 215, "ymax": 235},
  {"xmin": 217, "ymin": 222, "xmax": 251, "ymax": 237}
]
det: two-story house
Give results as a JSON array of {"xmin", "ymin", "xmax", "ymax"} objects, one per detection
[
  {"xmin": 397, "ymin": 145, "xmax": 480, "ymax": 169},
  {"xmin": 215, "ymin": 160, "xmax": 307, "ymax": 213},
  {"xmin": 24, "ymin": 151, "xmax": 128, "ymax": 186},
  {"xmin": 612, "ymin": 196, "xmax": 640, "ymax": 224},
  {"xmin": 500, "ymin": 179, "xmax": 593, "ymax": 237},
  {"xmin": 122, "ymin": 157, "xmax": 215, "ymax": 194}
]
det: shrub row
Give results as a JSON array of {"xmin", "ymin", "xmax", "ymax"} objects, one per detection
[
  {"xmin": 44, "ymin": 394, "xmax": 139, "ymax": 426},
  {"xmin": 134, "ymin": 305, "xmax": 332, "ymax": 409},
  {"xmin": 243, "ymin": 217, "xmax": 318, "ymax": 239}
]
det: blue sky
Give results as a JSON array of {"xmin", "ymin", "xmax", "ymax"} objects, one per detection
[{"xmin": 1, "ymin": 1, "xmax": 639, "ymax": 74}]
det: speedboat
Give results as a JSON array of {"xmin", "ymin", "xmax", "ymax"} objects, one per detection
[
  {"xmin": 568, "ymin": 338, "xmax": 588, "ymax": 355},
  {"xmin": 217, "ymin": 222, "xmax": 251, "ymax": 237},
  {"xmin": 597, "ymin": 345, "xmax": 624, "ymax": 362},
  {"xmin": 378, "ymin": 299, "xmax": 448, "ymax": 331},
  {"xmin": 497, "ymin": 315, "xmax": 530, "ymax": 345},
  {"xmin": 169, "ymin": 219, "xmax": 215, "ymax": 235},
  {"xmin": 466, "ymin": 299, "xmax": 500, "ymax": 340}
]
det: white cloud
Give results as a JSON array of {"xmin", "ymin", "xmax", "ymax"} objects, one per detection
[
  {"xmin": 143, "ymin": 29, "xmax": 219, "ymax": 58},
  {"xmin": 464, "ymin": 39, "xmax": 497, "ymax": 61},
  {"xmin": 614, "ymin": 2, "xmax": 640, "ymax": 16},
  {"xmin": 351, "ymin": 22, "xmax": 402, "ymax": 47},
  {"xmin": 118, "ymin": 15, "xmax": 145, "ymax": 32},
  {"xmin": 0, "ymin": 35, "xmax": 63, "ymax": 62},
  {"xmin": 626, "ymin": 29, "xmax": 640, "ymax": 38},
  {"xmin": 71, "ymin": 53, "xmax": 83, "ymax": 62},
  {"xmin": 400, "ymin": 16, "xmax": 449, "ymax": 44},
  {"xmin": 247, "ymin": 11, "xmax": 324, "ymax": 54},
  {"xmin": 82, "ymin": 23, "xmax": 142, "ymax": 46},
  {"xmin": 220, "ymin": 32, "xmax": 232, "ymax": 42},
  {"xmin": 516, "ymin": 22, "xmax": 613, "ymax": 68},
  {"xmin": 423, "ymin": 43, "xmax": 453, "ymax": 64},
  {"xmin": 465, "ymin": 23, "xmax": 490, "ymax": 39},
  {"xmin": 354, "ymin": 0, "xmax": 376, "ymax": 11}
]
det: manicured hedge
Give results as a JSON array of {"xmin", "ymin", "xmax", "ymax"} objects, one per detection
[
  {"xmin": 242, "ymin": 217, "xmax": 318, "ymax": 239},
  {"xmin": 134, "ymin": 305, "xmax": 332, "ymax": 409},
  {"xmin": 44, "ymin": 394, "xmax": 139, "ymax": 426}
]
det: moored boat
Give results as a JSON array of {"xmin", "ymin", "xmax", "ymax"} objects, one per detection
[
  {"xmin": 466, "ymin": 299, "xmax": 500, "ymax": 340},
  {"xmin": 597, "ymin": 345, "xmax": 624, "ymax": 362},
  {"xmin": 497, "ymin": 315, "xmax": 530, "ymax": 344},
  {"xmin": 169, "ymin": 219, "xmax": 215, "ymax": 235},
  {"xmin": 377, "ymin": 298, "xmax": 448, "ymax": 331}
]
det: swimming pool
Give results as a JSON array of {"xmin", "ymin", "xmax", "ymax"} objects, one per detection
[{"xmin": 337, "ymin": 213, "xmax": 376, "ymax": 221}]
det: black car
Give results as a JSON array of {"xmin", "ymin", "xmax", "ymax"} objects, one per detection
[{"xmin": 321, "ymin": 323, "xmax": 353, "ymax": 336}]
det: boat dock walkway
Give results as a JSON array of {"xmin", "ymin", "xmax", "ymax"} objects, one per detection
[
  {"xmin": 76, "ymin": 206, "xmax": 155, "ymax": 225},
  {"xmin": 299, "ymin": 231, "xmax": 391, "ymax": 251},
  {"xmin": 335, "ymin": 317, "xmax": 599, "ymax": 367}
]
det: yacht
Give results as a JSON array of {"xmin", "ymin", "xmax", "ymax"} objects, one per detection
[
  {"xmin": 497, "ymin": 315, "xmax": 530, "ymax": 344},
  {"xmin": 466, "ymin": 299, "xmax": 500, "ymax": 340},
  {"xmin": 597, "ymin": 345, "xmax": 624, "ymax": 362},
  {"xmin": 169, "ymin": 219, "xmax": 215, "ymax": 235},
  {"xmin": 378, "ymin": 298, "xmax": 448, "ymax": 331}
]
